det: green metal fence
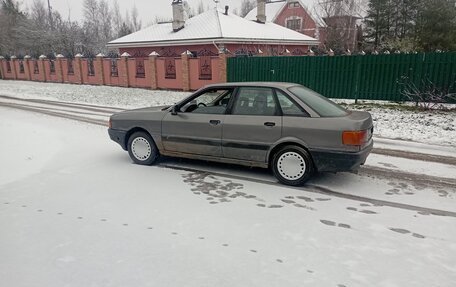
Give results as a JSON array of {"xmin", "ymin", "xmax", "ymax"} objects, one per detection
[{"xmin": 227, "ymin": 52, "xmax": 456, "ymax": 102}]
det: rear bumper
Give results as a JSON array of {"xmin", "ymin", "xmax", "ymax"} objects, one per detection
[
  {"xmin": 108, "ymin": 128, "xmax": 128, "ymax": 150},
  {"xmin": 310, "ymin": 141, "xmax": 373, "ymax": 172}
]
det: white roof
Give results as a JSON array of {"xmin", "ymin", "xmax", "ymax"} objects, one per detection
[
  {"xmin": 245, "ymin": 0, "xmax": 325, "ymax": 26},
  {"xmin": 108, "ymin": 8, "xmax": 318, "ymax": 48}
]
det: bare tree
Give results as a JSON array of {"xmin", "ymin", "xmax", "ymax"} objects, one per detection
[
  {"xmin": 111, "ymin": 0, "xmax": 123, "ymax": 38},
  {"xmin": 130, "ymin": 5, "xmax": 142, "ymax": 32},
  {"xmin": 315, "ymin": 0, "xmax": 366, "ymax": 52},
  {"xmin": 240, "ymin": 0, "xmax": 255, "ymax": 17},
  {"xmin": 99, "ymin": 0, "xmax": 112, "ymax": 45}
]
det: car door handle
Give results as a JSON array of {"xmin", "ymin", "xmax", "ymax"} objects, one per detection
[
  {"xmin": 209, "ymin": 120, "xmax": 221, "ymax": 126},
  {"xmin": 264, "ymin": 122, "xmax": 276, "ymax": 127}
]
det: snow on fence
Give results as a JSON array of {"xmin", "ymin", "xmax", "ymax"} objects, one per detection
[{"xmin": 0, "ymin": 52, "xmax": 226, "ymax": 91}]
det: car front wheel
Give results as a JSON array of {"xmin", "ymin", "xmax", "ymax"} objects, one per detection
[
  {"xmin": 127, "ymin": 131, "xmax": 159, "ymax": 165},
  {"xmin": 272, "ymin": 146, "xmax": 313, "ymax": 186}
]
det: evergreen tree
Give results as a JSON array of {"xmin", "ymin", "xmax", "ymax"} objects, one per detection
[{"xmin": 416, "ymin": 0, "xmax": 456, "ymax": 51}]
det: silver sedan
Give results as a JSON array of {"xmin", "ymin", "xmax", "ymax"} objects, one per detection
[{"xmin": 108, "ymin": 82, "xmax": 373, "ymax": 186}]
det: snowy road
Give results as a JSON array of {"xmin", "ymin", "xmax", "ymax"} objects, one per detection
[{"xmin": 1, "ymin": 104, "xmax": 456, "ymax": 286}]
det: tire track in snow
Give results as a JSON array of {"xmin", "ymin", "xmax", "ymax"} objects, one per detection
[{"xmin": 159, "ymin": 163, "xmax": 456, "ymax": 218}]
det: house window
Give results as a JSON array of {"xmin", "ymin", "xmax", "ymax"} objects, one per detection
[
  {"xmin": 19, "ymin": 60, "xmax": 24, "ymax": 73},
  {"xmin": 33, "ymin": 61, "xmax": 39, "ymax": 74},
  {"xmin": 111, "ymin": 59, "xmax": 118, "ymax": 77},
  {"xmin": 136, "ymin": 58, "xmax": 145, "ymax": 78},
  {"xmin": 287, "ymin": 18, "xmax": 302, "ymax": 30},
  {"xmin": 88, "ymin": 59, "xmax": 95, "ymax": 76},
  {"xmin": 288, "ymin": 2, "xmax": 299, "ymax": 8},
  {"xmin": 49, "ymin": 60, "xmax": 55, "ymax": 74},
  {"xmin": 67, "ymin": 60, "xmax": 74, "ymax": 75},
  {"xmin": 6, "ymin": 61, "xmax": 11, "ymax": 73},
  {"xmin": 165, "ymin": 58, "xmax": 176, "ymax": 79},
  {"xmin": 199, "ymin": 56, "xmax": 212, "ymax": 80}
]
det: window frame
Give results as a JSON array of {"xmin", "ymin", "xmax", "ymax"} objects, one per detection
[
  {"xmin": 228, "ymin": 86, "xmax": 281, "ymax": 117},
  {"xmin": 286, "ymin": 18, "xmax": 302, "ymax": 31},
  {"xmin": 274, "ymin": 88, "xmax": 310, "ymax": 117},
  {"xmin": 176, "ymin": 87, "xmax": 236, "ymax": 114},
  {"xmin": 288, "ymin": 2, "xmax": 299, "ymax": 8}
]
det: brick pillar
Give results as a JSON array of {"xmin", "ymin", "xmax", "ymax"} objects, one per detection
[
  {"xmin": 119, "ymin": 52, "xmax": 130, "ymax": 87},
  {"xmin": 10, "ymin": 56, "xmax": 18, "ymax": 80},
  {"xmin": 74, "ymin": 54, "xmax": 83, "ymax": 84},
  {"xmin": 0, "ymin": 56, "xmax": 5, "ymax": 79},
  {"xmin": 148, "ymin": 52, "xmax": 159, "ymax": 90},
  {"xmin": 56, "ymin": 54, "xmax": 64, "ymax": 83},
  {"xmin": 96, "ymin": 53, "xmax": 105, "ymax": 85},
  {"xmin": 181, "ymin": 51, "xmax": 191, "ymax": 91},
  {"xmin": 39, "ymin": 55, "xmax": 47, "ymax": 82},
  {"xmin": 218, "ymin": 52, "xmax": 227, "ymax": 83},
  {"xmin": 24, "ymin": 55, "xmax": 32, "ymax": 81}
]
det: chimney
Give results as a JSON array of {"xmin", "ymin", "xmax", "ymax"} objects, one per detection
[
  {"xmin": 256, "ymin": 0, "xmax": 266, "ymax": 23},
  {"xmin": 172, "ymin": 0, "xmax": 185, "ymax": 32}
]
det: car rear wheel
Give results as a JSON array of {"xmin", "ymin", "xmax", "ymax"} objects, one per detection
[
  {"xmin": 272, "ymin": 146, "xmax": 313, "ymax": 186},
  {"xmin": 127, "ymin": 131, "xmax": 159, "ymax": 165}
]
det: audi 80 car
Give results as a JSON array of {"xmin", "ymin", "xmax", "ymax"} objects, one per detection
[{"xmin": 108, "ymin": 82, "xmax": 373, "ymax": 186}]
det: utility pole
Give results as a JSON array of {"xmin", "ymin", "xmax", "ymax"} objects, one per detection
[{"xmin": 47, "ymin": 0, "xmax": 53, "ymax": 29}]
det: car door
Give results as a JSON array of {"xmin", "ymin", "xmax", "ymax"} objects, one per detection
[
  {"xmin": 222, "ymin": 87, "xmax": 282, "ymax": 163},
  {"xmin": 161, "ymin": 88, "xmax": 233, "ymax": 157}
]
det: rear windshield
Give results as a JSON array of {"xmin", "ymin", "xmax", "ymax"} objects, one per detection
[{"xmin": 288, "ymin": 86, "xmax": 348, "ymax": 117}]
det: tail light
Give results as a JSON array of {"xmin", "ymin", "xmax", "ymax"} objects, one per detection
[
  {"xmin": 342, "ymin": 130, "xmax": 368, "ymax": 146},
  {"xmin": 108, "ymin": 118, "xmax": 112, "ymax": 129}
]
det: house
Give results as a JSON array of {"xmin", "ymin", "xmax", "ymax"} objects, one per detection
[
  {"xmin": 245, "ymin": 0, "xmax": 362, "ymax": 52},
  {"xmin": 107, "ymin": 0, "xmax": 319, "ymax": 57},
  {"xmin": 103, "ymin": 0, "xmax": 319, "ymax": 90}
]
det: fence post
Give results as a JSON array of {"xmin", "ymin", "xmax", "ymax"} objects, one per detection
[
  {"xmin": 24, "ymin": 55, "xmax": 32, "ymax": 81},
  {"xmin": 181, "ymin": 50, "xmax": 191, "ymax": 91},
  {"xmin": 119, "ymin": 52, "xmax": 130, "ymax": 87},
  {"xmin": 218, "ymin": 51, "xmax": 227, "ymax": 83},
  {"xmin": 96, "ymin": 53, "xmax": 106, "ymax": 85},
  {"xmin": 10, "ymin": 55, "xmax": 18, "ymax": 80},
  {"xmin": 149, "ymin": 51, "xmax": 159, "ymax": 90},
  {"xmin": 39, "ymin": 55, "xmax": 47, "ymax": 82},
  {"xmin": 0, "ymin": 56, "xmax": 5, "ymax": 79},
  {"xmin": 56, "ymin": 54, "xmax": 65, "ymax": 83},
  {"xmin": 74, "ymin": 53, "xmax": 83, "ymax": 84},
  {"xmin": 354, "ymin": 54, "xmax": 362, "ymax": 104}
]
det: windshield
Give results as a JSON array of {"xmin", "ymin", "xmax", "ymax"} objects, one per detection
[{"xmin": 288, "ymin": 86, "xmax": 348, "ymax": 117}]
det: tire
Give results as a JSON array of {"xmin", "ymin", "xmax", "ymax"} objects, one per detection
[
  {"xmin": 272, "ymin": 145, "xmax": 313, "ymax": 186},
  {"xmin": 127, "ymin": 131, "xmax": 159, "ymax": 165}
]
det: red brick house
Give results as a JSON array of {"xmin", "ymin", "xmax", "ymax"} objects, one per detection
[
  {"xmin": 105, "ymin": 0, "xmax": 318, "ymax": 90},
  {"xmin": 107, "ymin": 1, "xmax": 319, "ymax": 57},
  {"xmin": 245, "ymin": 0, "xmax": 361, "ymax": 51}
]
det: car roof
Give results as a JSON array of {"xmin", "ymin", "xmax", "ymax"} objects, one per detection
[{"xmin": 203, "ymin": 82, "xmax": 301, "ymax": 89}]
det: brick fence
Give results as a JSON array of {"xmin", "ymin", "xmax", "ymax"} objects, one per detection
[{"xmin": 0, "ymin": 51, "xmax": 227, "ymax": 91}]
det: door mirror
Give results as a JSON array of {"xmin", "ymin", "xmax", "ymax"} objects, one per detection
[{"xmin": 171, "ymin": 105, "xmax": 178, "ymax": 115}]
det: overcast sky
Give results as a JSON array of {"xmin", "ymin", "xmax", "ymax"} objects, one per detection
[{"xmin": 19, "ymin": 0, "xmax": 250, "ymax": 25}]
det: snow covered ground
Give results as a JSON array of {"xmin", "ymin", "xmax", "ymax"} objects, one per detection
[
  {"xmin": 1, "ymin": 80, "xmax": 455, "ymax": 146},
  {"xmin": 1, "ymin": 103, "xmax": 456, "ymax": 286}
]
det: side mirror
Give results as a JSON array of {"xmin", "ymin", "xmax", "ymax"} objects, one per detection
[{"xmin": 171, "ymin": 105, "xmax": 178, "ymax": 115}]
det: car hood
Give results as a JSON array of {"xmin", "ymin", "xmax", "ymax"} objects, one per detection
[
  {"xmin": 110, "ymin": 105, "xmax": 171, "ymax": 122},
  {"xmin": 122, "ymin": 105, "xmax": 171, "ymax": 113}
]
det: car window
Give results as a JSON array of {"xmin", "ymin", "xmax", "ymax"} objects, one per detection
[
  {"xmin": 180, "ymin": 89, "xmax": 233, "ymax": 114},
  {"xmin": 232, "ymin": 87, "xmax": 277, "ymax": 116},
  {"xmin": 288, "ymin": 86, "xmax": 348, "ymax": 117},
  {"xmin": 275, "ymin": 90, "xmax": 307, "ymax": 116}
]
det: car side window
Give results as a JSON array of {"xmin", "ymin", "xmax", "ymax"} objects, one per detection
[
  {"xmin": 232, "ymin": 87, "xmax": 277, "ymax": 116},
  {"xmin": 180, "ymin": 89, "xmax": 233, "ymax": 114},
  {"xmin": 275, "ymin": 90, "xmax": 308, "ymax": 116}
]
